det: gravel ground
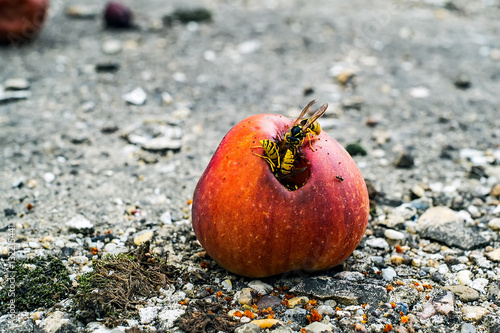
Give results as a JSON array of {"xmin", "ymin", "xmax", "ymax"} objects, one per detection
[{"xmin": 1, "ymin": 0, "xmax": 500, "ymax": 332}]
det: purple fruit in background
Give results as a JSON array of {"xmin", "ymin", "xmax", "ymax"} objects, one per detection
[{"xmin": 104, "ymin": 1, "xmax": 132, "ymax": 28}]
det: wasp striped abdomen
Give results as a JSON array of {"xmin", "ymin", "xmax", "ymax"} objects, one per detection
[{"xmin": 280, "ymin": 148, "xmax": 295, "ymax": 174}]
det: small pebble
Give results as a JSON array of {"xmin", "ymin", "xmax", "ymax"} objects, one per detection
[
  {"xmin": 443, "ymin": 285, "xmax": 480, "ymax": 302},
  {"xmin": 256, "ymin": 295, "xmax": 281, "ymax": 308},
  {"xmin": 43, "ymin": 172, "xmax": 56, "ymax": 183},
  {"xmin": 102, "ymin": 39, "xmax": 122, "ymax": 54},
  {"xmin": 469, "ymin": 278, "xmax": 488, "ymax": 293},
  {"xmin": 445, "ymin": 256, "xmax": 460, "ymax": 266},
  {"xmin": 161, "ymin": 92, "xmax": 174, "ymax": 105},
  {"xmin": 381, "ymin": 267, "xmax": 397, "ymax": 281},
  {"xmin": 488, "ymin": 218, "xmax": 500, "ymax": 231},
  {"xmin": 69, "ymin": 256, "xmax": 89, "ymax": 265},
  {"xmin": 457, "ymin": 270, "xmax": 473, "ymax": 286},
  {"xmin": 460, "ymin": 323, "xmax": 476, "ymax": 333},
  {"xmin": 238, "ymin": 288, "xmax": 254, "ymax": 305},
  {"xmin": 485, "ymin": 249, "xmax": 500, "ymax": 262},
  {"xmin": 133, "ymin": 230, "xmax": 154, "ymax": 245},
  {"xmin": 248, "ymin": 280, "xmax": 273, "ymax": 295},
  {"xmin": 366, "ymin": 237, "xmax": 389, "ymax": 250},
  {"xmin": 409, "ymin": 86, "xmax": 430, "ymax": 98},
  {"xmin": 490, "ymin": 184, "xmax": 500, "ymax": 197},
  {"xmin": 139, "ymin": 306, "xmax": 160, "ymax": 325},
  {"xmin": 4, "ymin": 78, "xmax": 30, "ymax": 91},
  {"xmin": 235, "ymin": 323, "xmax": 260, "ymax": 333},
  {"xmin": 394, "ymin": 151, "xmax": 415, "ymax": 169},
  {"xmin": 66, "ymin": 215, "xmax": 94, "ymax": 233},
  {"xmin": 123, "ymin": 87, "xmax": 147, "ymax": 105},
  {"xmin": 454, "ymin": 74, "xmax": 471, "ymax": 89},
  {"xmin": 65, "ymin": 5, "xmax": 99, "ymax": 19},
  {"xmin": 390, "ymin": 255, "xmax": 406, "ymax": 266},
  {"xmin": 305, "ymin": 322, "xmax": 334, "ymax": 333},
  {"xmin": 160, "ymin": 211, "xmax": 172, "ymax": 224},
  {"xmin": 28, "ymin": 242, "xmax": 40, "ymax": 249},
  {"xmin": 11, "ymin": 177, "xmax": 25, "ymax": 188},
  {"xmin": 461, "ymin": 306, "xmax": 489, "ymax": 321},
  {"xmin": 286, "ymin": 296, "xmax": 309, "ymax": 309},
  {"xmin": 384, "ymin": 229, "xmax": 405, "ymax": 241},
  {"xmin": 237, "ymin": 40, "xmax": 261, "ymax": 54}
]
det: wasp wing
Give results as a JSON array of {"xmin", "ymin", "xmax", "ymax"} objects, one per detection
[
  {"xmin": 293, "ymin": 99, "xmax": 317, "ymax": 126},
  {"xmin": 302, "ymin": 103, "xmax": 328, "ymax": 131}
]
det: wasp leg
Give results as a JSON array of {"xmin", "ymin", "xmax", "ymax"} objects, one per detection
[
  {"xmin": 252, "ymin": 152, "xmax": 277, "ymax": 172},
  {"xmin": 250, "ymin": 145, "xmax": 280, "ymax": 171},
  {"xmin": 305, "ymin": 131, "xmax": 316, "ymax": 151}
]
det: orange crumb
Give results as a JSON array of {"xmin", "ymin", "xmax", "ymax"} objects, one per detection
[
  {"xmin": 395, "ymin": 280, "xmax": 405, "ymax": 286},
  {"xmin": 336, "ymin": 307, "xmax": 341, "ymax": 311},
  {"xmin": 244, "ymin": 310, "xmax": 256, "ymax": 319},
  {"xmin": 362, "ymin": 313, "xmax": 368, "ymax": 323},
  {"xmin": 307, "ymin": 308, "xmax": 322, "ymax": 324},
  {"xmin": 425, "ymin": 295, "xmax": 431, "ymax": 300},
  {"xmin": 423, "ymin": 284, "xmax": 433, "ymax": 290},
  {"xmin": 216, "ymin": 291, "xmax": 223, "ymax": 298},
  {"xmin": 90, "ymin": 247, "xmax": 98, "ymax": 255},
  {"xmin": 390, "ymin": 302, "xmax": 396, "ymax": 308},
  {"xmin": 386, "ymin": 285, "xmax": 394, "ymax": 292},
  {"xmin": 414, "ymin": 282, "xmax": 420, "ymax": 286},
  {"xmin": 384, "ymin": 323, "xmax": 393, "ymax": 332},
  {"xmin": 105, "ymin": 230, "xmax": 112, "ymax": 234},
  {"xmin": 187, "ymin": 199, "xmax": 193, "ymax": 205},
  {"xmin": 233, "ymin": 311, "xmax": 242, "ymax": 318},
  {"xmin": 401, "ymin": 315, "xmax": 409, "ymax": 323},
  {"xmin": 301, "ymin": 328, "xmax": 307, "ymax": 333},
  {"xmin": 395, "ymin": 245, "xmax": 403, "ymax": 253},
  {"xmin": 200, "ymin": 261, "xmax": 210, "ymax": 269},
  {"xmin": 206, "ymin": 287, "xmax": 213, "ymax": 294},
  {"xmin": 179, "ymin": 300, "xmax": 188, "ymax": 305},
  {"xmin": 224, "ymin": 296, "xmax": 232, "ymax": 302}
]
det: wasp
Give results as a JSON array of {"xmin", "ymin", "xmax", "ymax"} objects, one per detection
[
  {"xmin": 252, "ymin": 139, "xmax": 280, "ymax": 172},
  {"xmin": 280, "ymin": 148, "xmax": 296, "ymax": 174},
  {"xmin": 282, "ymin": 100, "xmax": 328, "ymax": 152},
  {"xmin": 254, "ymin": 100, "xmax": 328, "ymax": 178}
]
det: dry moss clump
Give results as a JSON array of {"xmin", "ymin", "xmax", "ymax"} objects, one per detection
[{"xmin": 74, "ymin": 242, "xmax": 180, "ymax": 326}]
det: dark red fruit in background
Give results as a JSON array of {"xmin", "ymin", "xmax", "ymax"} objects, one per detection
[
  {"xmin": 0, "ymin": 0, "xmax": 49, "ymax": 44},
  {"xmin": 104, "ymin": 1, "xmax": 133, "ymax": 28}
]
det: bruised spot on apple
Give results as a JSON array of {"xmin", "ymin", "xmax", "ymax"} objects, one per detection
[
  {"xmin": 192, "ymin": 114, "xmax": 369, "ymax": 277},
  {"xmin": 0, "ymin": 0, "xmax": 49, "ymax": 45}
]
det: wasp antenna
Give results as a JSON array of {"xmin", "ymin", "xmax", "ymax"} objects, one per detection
[
  {"xmin": 303, "ymin": 103, "xmax": 328, "ymax": 130},
  {"xmin": 293, "ymin": 99, "xmax": 317, "ymax": 126}
]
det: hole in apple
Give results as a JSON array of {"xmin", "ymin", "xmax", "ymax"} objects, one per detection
[{"xmin": 276, "ymin": 156, "xmax": 311, "ymax": 191}]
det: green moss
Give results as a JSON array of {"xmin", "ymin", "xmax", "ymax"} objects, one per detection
[
  {"xmin": 164, "ymin": 8, "xmax": 213, "ymax": 25},
  {"xmin": 345, "ymin": 142, "xmax": 368, "ymax": 156},
  {"xmin": 0, "ymin": 256, "xmax": 71, "ymax": 312}
]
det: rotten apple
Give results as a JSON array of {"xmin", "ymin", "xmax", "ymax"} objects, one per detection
[
  {"xmin": 0, "ymin": 0, "xmax": 49, "ymax": 44},
  {"xmin": 192, "ymin": 107, "xmax": 370, "ymax": 278}
]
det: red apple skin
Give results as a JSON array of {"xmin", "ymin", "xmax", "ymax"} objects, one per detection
[
  {"xmin": 192, "ymin": 114, "xmax": 370, "ymax": 278},
  {"xmin": 0, "ymin": 0, "xmax": 48, "ymax": 44}
]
